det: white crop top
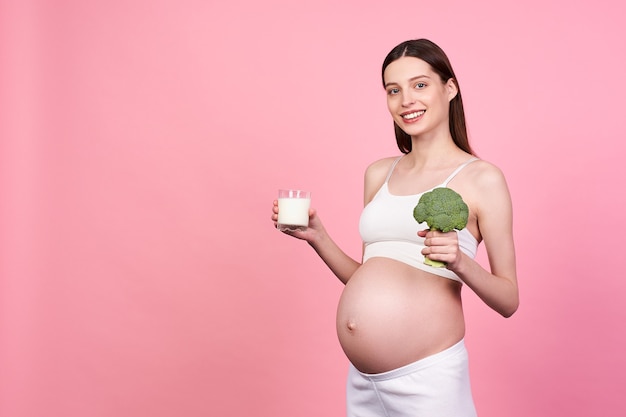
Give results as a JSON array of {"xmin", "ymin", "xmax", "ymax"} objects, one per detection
[{"xmin": 359, "ymin": 156, "xmax": 479, "ymax": 282}]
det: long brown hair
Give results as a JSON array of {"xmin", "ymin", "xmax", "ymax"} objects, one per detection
[{"xmin": 382, "ymin": 39, "xmax": 474, "ymax": 155}]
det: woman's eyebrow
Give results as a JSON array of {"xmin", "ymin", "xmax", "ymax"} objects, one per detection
[{"xmin": 384, "ymin": 75, "xmax": 431, "ymax": 88}]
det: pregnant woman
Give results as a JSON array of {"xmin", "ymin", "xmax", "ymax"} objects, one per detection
[{"xmin": 272, "ymin": 39, "xmax": 519, "ymax": 417}]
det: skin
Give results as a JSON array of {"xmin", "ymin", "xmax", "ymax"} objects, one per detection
[{"xmin": 271, "ymin": 56, "xmax": 518, "ymax": 373}]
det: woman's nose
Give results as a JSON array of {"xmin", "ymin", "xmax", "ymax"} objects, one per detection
[{"xmin": 401, "ymin": 92, "xmax": 416, "ymax": 107}]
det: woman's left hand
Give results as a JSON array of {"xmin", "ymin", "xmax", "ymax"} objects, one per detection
[{"xmin": 417, "ymin": 229, "xmax": 463, "ymax": 270}]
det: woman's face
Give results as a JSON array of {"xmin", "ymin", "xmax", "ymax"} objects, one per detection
[{"xmin": 383, "ymin": 56, "xmax": 457, "ymax": 139}]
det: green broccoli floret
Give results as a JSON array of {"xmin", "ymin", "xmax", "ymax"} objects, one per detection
[{"xmin": 412, "ymin": 187, "xmax": 469, "ymax": 268}]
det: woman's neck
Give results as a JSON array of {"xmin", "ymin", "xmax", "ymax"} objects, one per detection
[{"xmin": 408, "ymin": 132, "xmax": 465, "ymax": 167}]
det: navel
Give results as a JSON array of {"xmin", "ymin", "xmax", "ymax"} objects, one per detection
[{"xmin": 346, "ymin": 320, "xmax": 357, "ymax": 331}]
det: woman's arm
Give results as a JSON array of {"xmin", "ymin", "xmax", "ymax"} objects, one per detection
[
  {"xmin": 457, "ymin": 164, "xmax": 518, "ymax": 317},
  {"xmin": 272, "ymin": 202, "xmax": 360, "ymax": 285},
  {"xmin": 271, "ymin": 157, "xmax": 393, "ymax": 285},
  {"xmin": 421, "ymin": 162, "xmax": 519, "ymax": 317}
]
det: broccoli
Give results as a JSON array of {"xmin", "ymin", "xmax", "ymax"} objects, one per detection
[{"xmin": 412, "ymin": 187, "xmax": 469, "ymax": 268}]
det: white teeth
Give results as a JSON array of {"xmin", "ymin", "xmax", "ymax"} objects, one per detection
[{"xmin": 403, "ymin": 111, "xmax": 425, "ymax": 120}]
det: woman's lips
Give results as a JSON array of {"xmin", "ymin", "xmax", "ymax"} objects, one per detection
[{"xmin": 401, "ymin": 110, "xmax": 425, "ymax": 122}]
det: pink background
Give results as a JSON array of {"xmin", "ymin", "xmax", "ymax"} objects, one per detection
[{"xmin": 2, "ymin": 1, "xmax": 625, "ymax": 416}]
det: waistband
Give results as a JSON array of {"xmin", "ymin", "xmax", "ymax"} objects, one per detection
[
  {"xmin": 363, "ymin": 240, "xmax": 463, "ymax": 282},
  {"xmin": 351, "ymin": 339, "xmax": 467, "ymax": 382}
]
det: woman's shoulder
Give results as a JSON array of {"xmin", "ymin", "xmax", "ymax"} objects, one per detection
[
  {"xmin": 458, "ymin": 158, "xmax": 512, "ymax": 212},
  {"xmin": 465, "ymin": 158, "xmax": 508, "ymax": 190},
  {"xmin": 363, "ymin": 155, "xmax": 402, "ymax": 204},
  {"xmin": 365, "ymin": 155, "xmax": 402, "ymax": 177}
]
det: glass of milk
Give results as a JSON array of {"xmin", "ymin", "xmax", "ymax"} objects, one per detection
[{"xmin": 277, "ymin": 189, "xmax": 311, "ymax": 232}]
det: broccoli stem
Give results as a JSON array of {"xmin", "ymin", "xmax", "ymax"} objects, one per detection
[{"xmin": 424, "ymin": 257, "xmax": 446, "ymax": 268}]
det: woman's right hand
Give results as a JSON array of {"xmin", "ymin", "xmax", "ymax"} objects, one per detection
[
  {"xmin": 272, "ymin": 199, "xmax": 359, "ymax": 284},
  {"xmin": 272, "ymin": 199, "xmax": 324, "ymax": 244}
]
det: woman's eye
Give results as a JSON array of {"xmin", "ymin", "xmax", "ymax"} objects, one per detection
[
  {"xmin": 388, "ymin": 88, "xmax": 399, "ymax": 95},
  {"xmin": 415, "ymin": 82, "xmax": 426, "ymax": 89}
]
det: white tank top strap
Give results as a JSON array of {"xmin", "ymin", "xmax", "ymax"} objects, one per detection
[
  {"xmin": 442, "ymin": 157, "xmax": 479, "ymax": 186},
  {"xmin": 384, "ymin": 155, "xmax": 405, "ymax": 183}
]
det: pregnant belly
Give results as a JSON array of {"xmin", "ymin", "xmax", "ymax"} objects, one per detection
[{"xmin": 336, "ymin": 257, "xmax": 465, "ymax": 373}]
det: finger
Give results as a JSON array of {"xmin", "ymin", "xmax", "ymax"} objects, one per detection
[{"xmin": 425, "ymin": 236, "xmax": 446, "ymax": 247}]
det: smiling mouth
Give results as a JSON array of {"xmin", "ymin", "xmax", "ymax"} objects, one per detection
[{"xmin": 402, "ymin": 110, "xmax": 425, "ymax": 120}]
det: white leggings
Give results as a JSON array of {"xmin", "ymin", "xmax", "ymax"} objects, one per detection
[{"xmin": 346, "ymin": 339, "xmax": 477, "ymax": 417}]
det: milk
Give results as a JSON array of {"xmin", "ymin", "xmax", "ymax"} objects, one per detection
[{"xmin": 277, "ymin": 197, "xmax": 311, "ymax": 231}]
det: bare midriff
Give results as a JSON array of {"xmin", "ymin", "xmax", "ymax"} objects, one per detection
[{"xmin": 336, "ymin": 257, "xmax": 465, "ymax": 374}]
